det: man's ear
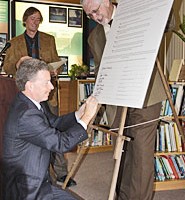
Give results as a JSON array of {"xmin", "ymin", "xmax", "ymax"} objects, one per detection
[{"xmin": 25, "ymin": 81, "xmax": 33, "ymax": 92}]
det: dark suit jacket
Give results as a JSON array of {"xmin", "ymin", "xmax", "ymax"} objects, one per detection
[
  {"xmin": 2, "ymin": 92, "xmax": 87, "ymax": 199},
  {"xmin": 3, "ymin": 31, "xmax": 60, "ymax": 76}
]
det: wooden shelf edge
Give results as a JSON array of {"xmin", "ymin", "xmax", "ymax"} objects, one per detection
[
  {"xmin": 154, "ymin": 179, "xmax": 185, "ymax": 191},
  {"xmin": 155, "ymin": 151, "xmax": 185, "ymax": 156},
  {"xmin": 77, "ymin": 145, "xmax": 113, "ymax": 154}
]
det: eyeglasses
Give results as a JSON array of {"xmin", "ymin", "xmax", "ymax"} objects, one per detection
[{"xmin": 86, "ymin": 1, "xmax": 102, "ymax": 19}]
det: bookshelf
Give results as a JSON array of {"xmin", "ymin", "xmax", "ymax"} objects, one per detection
[
  {"xmin": 58, "ymin": 79, "xmax": 113, "ymax": 153},
  {"xmin": 154, "ymin": 152, "xmax": 185, "ymax": 191},
  {"xmin": 154, "ymin": 81, "xmax": 185, "ymax": 191}
]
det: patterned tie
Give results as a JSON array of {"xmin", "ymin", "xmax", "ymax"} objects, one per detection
[{"xmin": 31, "ymin": 39, "xmax": 37, "ymax": 58}]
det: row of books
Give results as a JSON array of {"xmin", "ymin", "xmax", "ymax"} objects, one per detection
[
  {"xmin": 79, "ymin": 82, "xmax": 95, "ymax": 103},
  {"xmin": 154, "ymin": 155, "xmax": 185, "ymax": 181},
  {"xmin": 91, "ymin": 130, "xmax": 112, "ymax": 146},
  {"xmin": 155, "ymin": 121, "xmax": 183, "ymax": 152},
  {"xmin": 160, "ymin": 84, "xmax": 185, "ymax": 116},
  {"xmin": 79, "ymin": 131, "xmax": 112, "ymax": 147}
]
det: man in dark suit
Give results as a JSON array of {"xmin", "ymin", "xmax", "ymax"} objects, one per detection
[
  {"xmin": 3, "ymin": 6, "xmax": 75, "ymax": 187},
  {"xmin": 81, "ymin": 0, "xmax": 166, "ymax": 199},
  {"xmin": 2, "ymin": 58, "xmax": 98, "ymax": 200}
]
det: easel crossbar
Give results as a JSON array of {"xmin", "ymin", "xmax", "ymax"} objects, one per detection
[{"xmin": 90, "ymin": 124, "xmax": 131, "ymax": 142}]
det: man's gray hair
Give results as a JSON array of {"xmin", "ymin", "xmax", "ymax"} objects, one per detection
[{"xmin": 16, "ymin": 58, "xmax": 49, "ymax": 91}]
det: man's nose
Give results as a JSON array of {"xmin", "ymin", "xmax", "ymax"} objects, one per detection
[{"xmin": 49, "ymin": 82, "xmax": 54, "ymax": 90}]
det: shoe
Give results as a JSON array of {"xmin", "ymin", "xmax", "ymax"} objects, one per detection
[{"xmin": 57, "ymin": 175, "xmax": 77, "ymax": 187}]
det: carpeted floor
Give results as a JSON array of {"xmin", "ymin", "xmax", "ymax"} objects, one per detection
[{"xmin": 65, "ymin": 151, "xmax": 185, "ymax": 200}]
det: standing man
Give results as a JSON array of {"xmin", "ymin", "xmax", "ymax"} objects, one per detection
[
  {"xmin": 81, "ymin": 0, "xmax": 166, "ymax": 200},
  {"xmin": 3, "ymin": 7, "xmax": 75, "ymax": 187},
  {"xmin": 2, "ymin": 58, "xmax": 98, "ymax": 200}
]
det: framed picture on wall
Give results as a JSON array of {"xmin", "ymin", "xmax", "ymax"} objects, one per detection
[
  {"xmin": 59, "ymin": 56, "xmax": 68, "ymax": 75},
  {"xmin": 0, "ymin": 33, "xmax": 7, "ymax": 52},
  {"xmin": 49, "ymin": 7, "xmax": 67, "ymax": 23},
  {"xmin": 68, "ymin": 8, "xmax": 82, "ymax": 28}
]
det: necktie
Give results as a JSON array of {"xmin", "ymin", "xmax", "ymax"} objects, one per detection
[
  {"xmin": 32, "ymin": 39, "xmax": 37, "ymax": 58},
  {"xmin": 40, "ymin": 106, "xmax": 44, "ymax": 113}
]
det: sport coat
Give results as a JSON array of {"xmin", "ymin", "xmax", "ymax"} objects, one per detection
[
  {"xmin": 3, "ymin": 92, "xmax": 87, "ymax": 199},
  {"xmin": 3, "ymin": 31, "xmax": 60, "ymax": 76}
]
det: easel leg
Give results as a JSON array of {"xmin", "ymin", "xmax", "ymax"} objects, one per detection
[
  {"xmin": 108, "ymin": 107, "xmax": 128, "ymax": 200},
  {"xmin": 62, "ymin": 139, "xmax": 89, "ymax": 189},
  {"xmin": 62, "ymin": 104, "xmax": 102, "ymax": 189}
]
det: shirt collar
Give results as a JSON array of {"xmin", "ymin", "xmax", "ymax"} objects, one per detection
[
  {"xmin": 27, "ymin": 96, "xmax": 41, "ymax": 110},
  {"xmin": 111, "ymin": 5, "xmax": 116, "ymax": 20}
]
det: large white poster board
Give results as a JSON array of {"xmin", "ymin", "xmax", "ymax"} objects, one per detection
[{"xmin": 93, "ymin": 0, "xmax": 174, "ymax": 108}]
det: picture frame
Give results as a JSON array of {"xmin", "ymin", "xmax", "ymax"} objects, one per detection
[
  {"xmin": 49, "ymin": 6, "xmax": 67, "ymax": 24},
  {"xmin": 59, "ymin": 56, "xmax": 68, "ymax": 75},
  {"xmin": 0, "ymin": 33, "xmax": 7, "ymax": 52},
  {"xmin": 68, "ymin": 8, "xmax": 82, "ymax": 28}
]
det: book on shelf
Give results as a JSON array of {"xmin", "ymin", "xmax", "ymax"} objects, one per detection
[
  {"xmin": 159, "ymin": 124, "xmax": 165, "ymax": 152},
  {"xmin": 167, "ymin": 85, "xmax": 179, "ymax": 116},
  {"xmin": 181, "ymin": 154, "xmax": 185, "ymax": 164},
  {"xmin": 163, "ymin": 84, "xmax": 184, "ymax": 116},
  {"xmin": 164, "ymin": 123, "xmax": 172, "ymax": 152},
  {"xmin": 174, "ymin": 84, "xmax": 184, "ymax": 115},
  {"xmin": 168, "ymin": 122, "xmax": 177, "ymax": 152},
  {"xmin": 163, "ymin": 155, "xmax": 179, "ymax": 179},
  {"xmin": 180, "ymin": 155, "xmax": 185, "ymax": 168},
  {"xmin": 154, "ymin": 156, "xmax": 165, "ymax": 181},
  {"xmin": 180, "ymin": 90, "xmax": 185, "ymax": 116},
  {"xmin": 155, "ymin": 129, "xmax": 160, "ymax": 152},
  {"xmin": 156, "ymin": 121, "xmax": 183, "ymax": 153},
  {"xmin": 175, "ymin": 155, "xmax": 185, "ymax": 178},
  {"xmin": 159, "ymin": 156, "xmax": 171, "ymax": 179},
  {"xmin": 169, "ymin": 59, "xmax": 184, "ymax": 82},
  {"xmin": 79, "ymin": 82, "xmax": 95, "ymax": 104},
  {"xmin": 174, "ymin": 123, "xmax": 183, "ymax": 152},
  {"xmin": 169, "ymin": 155, "xmax": 182, "ymax": 179},
  {"xmin": 161, "ymin": 155, "xmax": 175, "ymax": 179}
]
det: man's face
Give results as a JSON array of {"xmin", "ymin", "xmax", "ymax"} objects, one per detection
[
  {"xmin": 25, "ymin": 11, "xmax": 41, "ymax": 33},
  {"xmin": 29, "ymin": 70, "xmax": 54, "ymax": 103},
  {"xmin": 83, "ymin": 0, "xmax": 110, "ymax": 25}
]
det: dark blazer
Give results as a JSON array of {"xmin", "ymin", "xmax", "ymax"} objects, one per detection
[{"xmin": 2, "ymin": 92, "xmax": 88, "ymax": 199}]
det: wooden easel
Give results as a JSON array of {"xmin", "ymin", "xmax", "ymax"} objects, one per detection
[
  {"xmin": 62, "ymin": 105, "xmax": 131, "ymax": 195},
  {"xmin": 61, "ymin": 57, "xmax": 185, "ymax": 200}
]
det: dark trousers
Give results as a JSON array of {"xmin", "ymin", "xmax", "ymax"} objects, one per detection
[{"xmin": 116, "ymin": 102, "xmax": 162, "ymax": 200}]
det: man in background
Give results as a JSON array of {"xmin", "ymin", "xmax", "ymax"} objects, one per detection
[
  {"xmin": 81, "ymin": 0, "xmax": 166, "ymax": 199},
  {"xmin": 3, "ymin": 7, "xmax": 75, "ymax": 187},
  {"xmin": 2, "ymin": 58, "xmax": 98, "ymax": 199}
]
